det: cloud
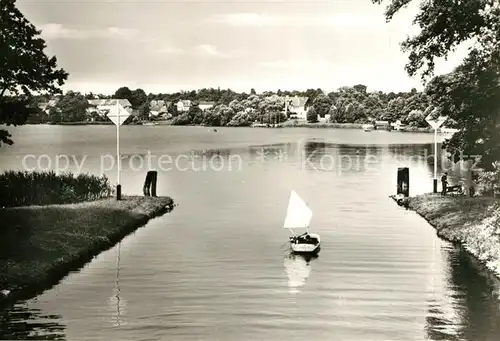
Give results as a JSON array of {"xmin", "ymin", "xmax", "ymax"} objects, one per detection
[
  {"xmin": 205, "ymin": 13, "xmax": 384, "ymax": 27},
  {"xmin": 196, "ymin": 44, "xmax": 231, "ymax": 58},
  {"xmin": 207, "ymin": 13, "xmax": 280, "ymax": 26},
  {"xmin": 157, "ymin": 46, "xmax": 185, "ymax": 55},
  {"xmin": 259, "ymin": 59, "xmax": 338, "ymax": 70},
  {"xmin": 40, "ymin": 23, "xmax": 138, "ymax": 40}
]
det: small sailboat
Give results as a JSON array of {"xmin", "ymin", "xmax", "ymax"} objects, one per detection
[{"xmin": 284, "ymin": 190, "xmax": 321, "ymax": 254}]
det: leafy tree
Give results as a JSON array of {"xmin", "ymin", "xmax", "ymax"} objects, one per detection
[
  {"xmin": 188, "ymin": 102, "xmax": 205, "ymax": 125},
  {"xmin": 228, "ymin": 99, "xmax": 246, "ymax": 113},
  {"xmin": 0, "ymin": 0, "xmax": 68, "ymax": 145},
  {"xmin": 382, "ymin": 97, "xmax": 405, "ymax": 122},
  {"xmin": 130, "ymin": 88, "xmax": 147, "ymax": 108},
  {"xmin": 138, "ymin": 101, "xmax": 150, "ymax": 121},
  {"xmin": 311, "ymin": 94, "xmax": 333, "ymax": 118},
  {"xmin": 425, "ymin": 52, "xmax": 500, "ymax": 169},
  {"xmin": 55, "ymin": 91, "xmax": 89, "ymax": 122},
  {"xmin": 373, "ymin": 0, "xmax": 500, "ymax": 170},
  {"xmin": 258, "ymin": 95, "xmax": 286, "ymax": 124},
  {"xmin": 373, "ymin": 0, "xmax": 499, "ymax": 80},
  {"xmin": 353, "ymin": 84, "xmax": 367, "ymax": 94},
  {"xmin": 114, "ymin": 87, "xmax": 133, "ymax": 102},
  {"xmin": 307, "ymin": 107, "xmax": 318, "ymax": 123},
  {"xmin": 48, "ymin": 106, "xmax": 62, "ymax": 124},
  {"xmin": 227, "ymin": 111, "xmax": 253, "ymax": 126},
  {"xmin": 405, "ymin": 109, "xmax": 427, "ymax": 127},
  {"xmin": 167, "ymin": 102, "xmax": 179, "ymax": 117}
]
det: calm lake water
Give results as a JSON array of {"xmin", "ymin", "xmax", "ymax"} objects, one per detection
[{"xmin": 1, "ymin": 125, "xmax": 500, "ymax": 341}]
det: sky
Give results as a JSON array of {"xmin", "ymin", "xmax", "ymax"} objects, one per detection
[{"xmin": 16, "ymin": 0, "xmax": 470, "ymax": 95}]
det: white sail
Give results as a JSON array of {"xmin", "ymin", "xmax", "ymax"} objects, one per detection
[{"xmin": 283, "ymin": 190, "xmax": 312, "ymax": 229}]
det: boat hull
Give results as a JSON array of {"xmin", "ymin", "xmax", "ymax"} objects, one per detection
[
  {"xmin": 290, "ymin": 233, "xmax": 321, "ymax": 254},
  {"xmin": 291, "ymin": 243, "xmax": 320, "ymax": 254}
]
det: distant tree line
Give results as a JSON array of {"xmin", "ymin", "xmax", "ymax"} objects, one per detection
[{"xmin": 26, "ymin": 85, "xmax": 446, "ymax": 129}]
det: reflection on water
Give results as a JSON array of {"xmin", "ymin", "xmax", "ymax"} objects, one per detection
[
  {"xmin": 283, "ymin": 253, "xmax": 318, "ymax": 294},
  {"xmin": 425, "ymin": 300, "xmax": 462, "ymax": 341},
  {"xmin": 107, "ymin": 242, "xmax": 126, "ymax": 327},
  {"xmin": 424, "ymin": 245, "xmax": 500, "ymax": 341},
  {"xmin": 0, "ymin": 306, "xmax": 65, "ymax": 340}
]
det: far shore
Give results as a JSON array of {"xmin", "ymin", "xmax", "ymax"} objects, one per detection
[
  {"xmin": 395, "ymin": 193, "xmax": 500, "ymax": 280},
  {"xmin": 0, "ymin": 196, "xmax": 175, "ymax": 307},
  {"xmin": 24, "ymin": 120, "xmax": 436, "ymax": 133}
]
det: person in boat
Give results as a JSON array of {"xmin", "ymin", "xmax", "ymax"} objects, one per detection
[{"xmin": 296, "ymin": 233, "xmax": 317, "ymax": 244}]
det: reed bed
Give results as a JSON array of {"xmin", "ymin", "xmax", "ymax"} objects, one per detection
[{"xmin": 0, "ymin": 171, "xmax": 112, "ymax": 207}]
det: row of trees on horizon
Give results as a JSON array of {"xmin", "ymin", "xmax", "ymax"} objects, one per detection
[{"xmin": 27, "ymin": 84, "xmax": 438, "ymax": 129}]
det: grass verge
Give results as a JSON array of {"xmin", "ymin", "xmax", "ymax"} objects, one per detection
[
  {"xmin": 0, "ymin": 195, "xmax": 174, "ymax": 307},
  {"xmin": 407, "ymin": 193, "xmax": 500, "ymax": 277}
]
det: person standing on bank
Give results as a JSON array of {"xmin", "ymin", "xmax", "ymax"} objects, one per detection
[{"xmin": 441, "ymin": 172, "xmax": 448, "ymax": 196}]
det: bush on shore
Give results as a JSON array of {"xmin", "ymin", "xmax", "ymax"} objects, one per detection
[{"xmin": 0, "ymin": 171, "xmax": 112, "ymax": 208}]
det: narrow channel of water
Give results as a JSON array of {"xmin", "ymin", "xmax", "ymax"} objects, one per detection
[{"xmin": 1, "ymin": 126, "xmax": 499, "ymax": 340}]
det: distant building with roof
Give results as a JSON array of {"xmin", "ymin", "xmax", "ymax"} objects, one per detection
[
  {"xmin": 87, "ymin": 99, "xmax": 133, "ymax": 118},
  {"xmin": 37, "ymin": 97, "xmax": 61, "ymax": 115},
  {"xmin": 176, "ymin": 100, "xmax": 192, "ymax": 112},
  {"xmin": 284, "ymin": 96, "xmax": 309, "ymax": 119},
  {"xmin": 199, "ymin": 101, "xmax": 215, "ymax": 111},
  {"xmin": 149, "ymin": 100, "xmax": 171, "ymax": 117}
]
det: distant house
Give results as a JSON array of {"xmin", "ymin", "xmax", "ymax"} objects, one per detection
[
  {"xmin": 149, "ymin": 100, "xmax": 171, "ymax": 117},
  {"xmin": 391, "ymin": 120, "xmax": 407, "ymax": 131},
  {"xmin": 87, "ymin": 99, "xmax": 133, "ymax": 118},
  {"xmin": 199, "ymin": 101, "xmax": 215, "ymax": 111},
  {"xmin": 285, "ymin": 96, "xmax": 309, "ymax": 119},
  {"xmin": 176, "ymin": 100, "xmax": 191, "ymax": 112},
  {"xmin": 374, "ymin": 120, "xmax": 390, "ymax": 129},
  {"xmin": 38, "ymin": 97, "xmax": 60, "ymax": 115},
  {"xmin": 317, "ymin": 114, "xmax": 331, "ymax": 123}
]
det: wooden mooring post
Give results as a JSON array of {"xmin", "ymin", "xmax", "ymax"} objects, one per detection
[
  {"xmin": 397, "ymin": 167, "xmax": 409, "ymax": 197},
  {"xmin": 143, "ymin": 171, "xmax": 158, "ymax": 197},
  {"xmin": 389, "ymin": 167, "xmax": 410, "ymax": 209}
]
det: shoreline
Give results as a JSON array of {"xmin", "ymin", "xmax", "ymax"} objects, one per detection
[
  {"xmin": 22, "ymin": 121, "xmax": 436, "ymax": 133},
  {"xmin": 394, "ymin": 193, "xmax": 500, "ymax": 280},
  {"xmin": 0, "ymin": 196, "xmax": 175, "ymax": 308}
]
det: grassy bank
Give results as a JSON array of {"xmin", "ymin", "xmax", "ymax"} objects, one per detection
[
  {"xmin": 0, "ymin": 195, "xmax": 174, "ymax": 307},
  {"xmin": 408, "ymin": 194, "xmax": 500, "ymax": 277}
]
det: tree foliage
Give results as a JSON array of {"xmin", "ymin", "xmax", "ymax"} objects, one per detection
[
  {"xmin": 372, "ymin": 0, "xmax": 499, "ymax": 80},
  {"xmin": 425, "ymin": 50, "xmax": 500, "ymax": 169},
  {"xmin": 374, "ymin": 0, "xmax": 500, "ymax": 171},
  {"xmin": 0, "ymin": 0, "xmax": 68, "ymax": 145},
  {"xmin": 53, "ymin": 91, "xmax": 89, "ymax": 123},
  {"xmin": 130, "ymin": 88, "xmax": 147, "ymax": 108},
  {"xmin": 312, "ymin": 94, "xmax": 333, "ymax": 118},
  {"xmin": 31, "ymin": 85, "xmax": 437, "ymax": 128},
  {"xmin": 307, "ymin": 107, "xmax": 318, "ymax": 123}
]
